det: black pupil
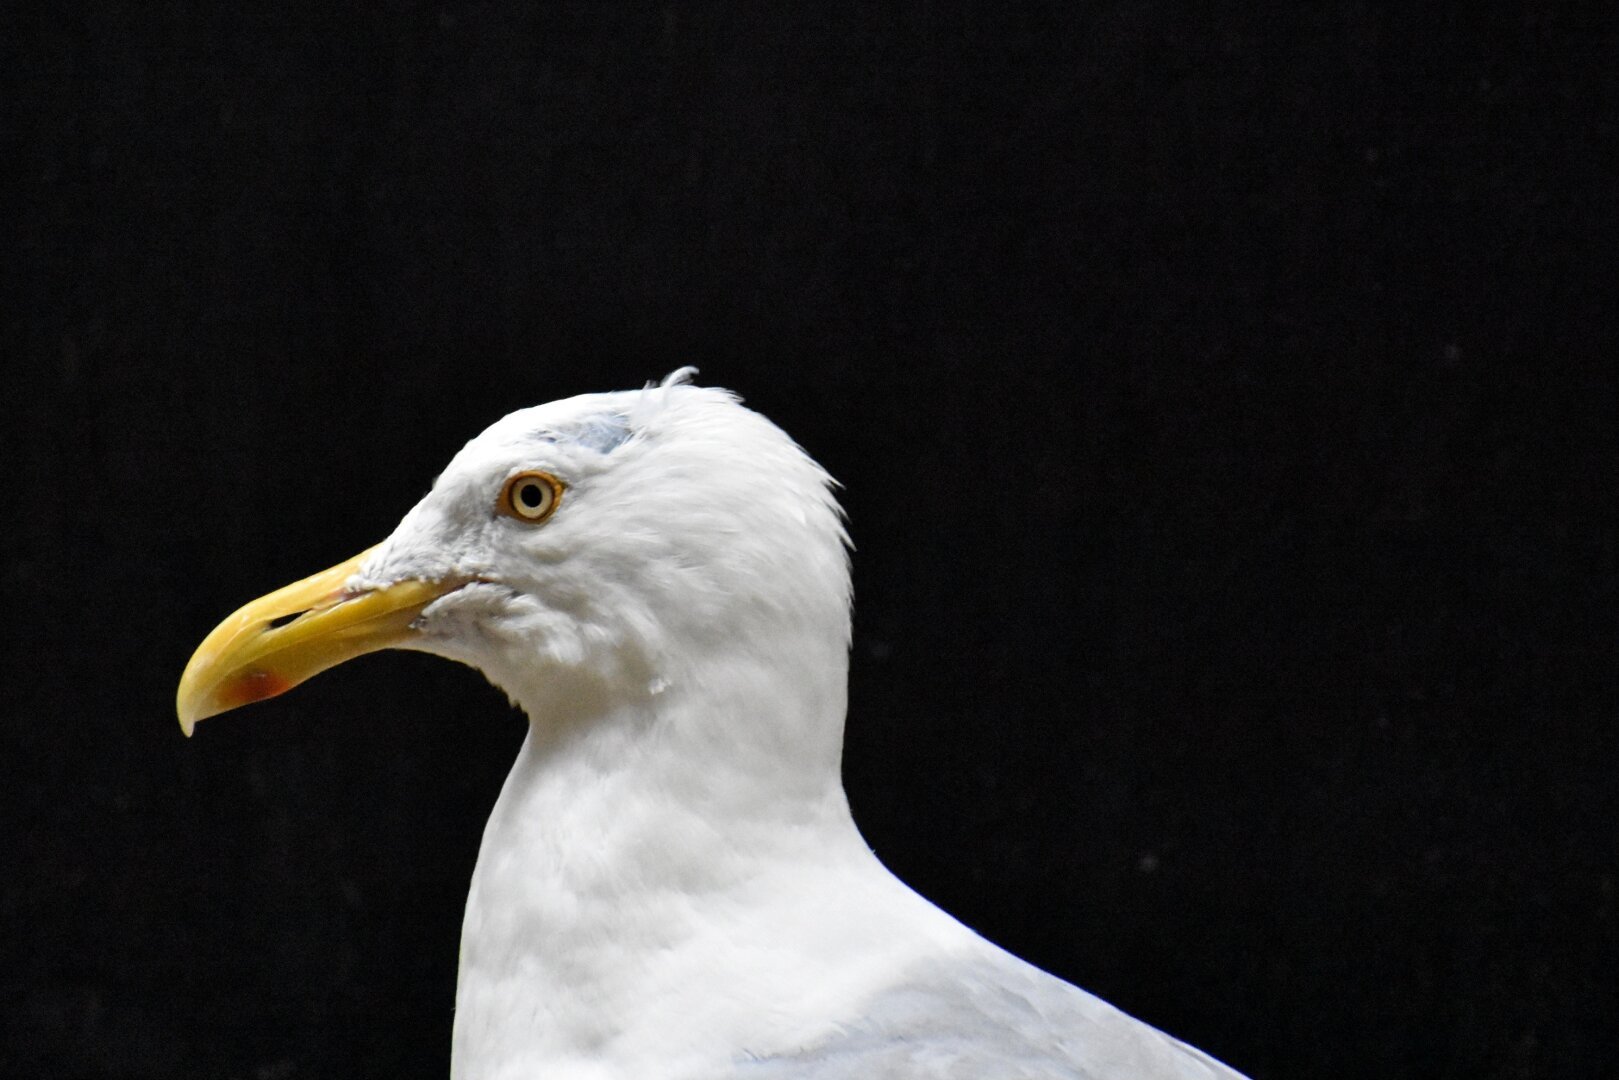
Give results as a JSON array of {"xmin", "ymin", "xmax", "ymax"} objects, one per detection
[{"xmin": 519, "ymin": 483, "xmax": 545, "ymax": 509}]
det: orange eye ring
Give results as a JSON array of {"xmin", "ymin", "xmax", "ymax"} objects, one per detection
[{"xmin": 499, "ymin": 471, "xmax": 564, "ymax": 523}]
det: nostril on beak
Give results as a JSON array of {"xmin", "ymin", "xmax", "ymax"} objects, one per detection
[{"xmin": 268, "ymin": 611, "xmax": 307, "ymax": 630}]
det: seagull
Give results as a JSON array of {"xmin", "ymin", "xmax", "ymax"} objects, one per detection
[{"xmin": 177, "ymin": 370, "xmax": 1249, "ymax": 1080}]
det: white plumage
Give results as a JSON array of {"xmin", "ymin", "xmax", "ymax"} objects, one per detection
[{"xmin": 180, "ymin": 370, "xmax": 1248, "ymax": 1080}]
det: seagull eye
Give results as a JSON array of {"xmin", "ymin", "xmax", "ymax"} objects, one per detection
[{"xmin": 499, "ymin": 471, "xmax": 563, "ymax": 523}]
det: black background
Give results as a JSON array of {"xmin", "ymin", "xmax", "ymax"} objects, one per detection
[{"xmin": 5, "ymin": 4, "xmax": 1615, "ymax": 1079}]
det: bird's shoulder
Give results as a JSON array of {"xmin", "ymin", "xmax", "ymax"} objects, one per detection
[{"xmin": 733, "ymin": 947, "xmax": 1245, "ymax": 1080}]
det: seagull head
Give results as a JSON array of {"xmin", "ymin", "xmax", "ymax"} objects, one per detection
[{"xmin": 176, "ymin": 372, "xmax": 851, "ymax": 738}]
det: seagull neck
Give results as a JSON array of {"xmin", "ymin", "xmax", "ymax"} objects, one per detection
[
  {"xmin": 454, "ymin": 640, "xmax": 866, "ymax": 1022},
  {"xmin": 452, "ymin": 640, "xmax": 890, "ymax": 1078},
  {"xmin": 496, "ymin": 634, "xmax": 858, "ymax": 853}
]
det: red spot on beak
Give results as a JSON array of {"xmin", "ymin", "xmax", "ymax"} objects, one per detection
[{"xmin": 220, "ymin": 668, "xmax": 293, "ymax": 710}]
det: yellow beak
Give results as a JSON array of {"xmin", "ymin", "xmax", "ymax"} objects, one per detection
[{"xmin": 176, "ymin": 546, "xmax": 464, "ymax": 736}]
